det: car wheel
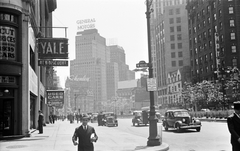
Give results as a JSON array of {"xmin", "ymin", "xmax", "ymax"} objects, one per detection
[
  {"xmin": 176, "ymin": 124, "xmax": 181, "ymax": 133},
  {"xmin": 196, "ymin": 127, "xmax": 201, "ymax": 132},
  {"xmin": 163, "ymin": 122, "xmax": 168, "ymax": 131}
]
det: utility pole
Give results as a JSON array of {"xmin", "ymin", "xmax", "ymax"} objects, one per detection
[{"xmin": 146, "ymin": 0, "xmax": 161, "ymax": 146}]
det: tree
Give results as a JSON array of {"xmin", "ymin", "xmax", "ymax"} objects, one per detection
[{"xmin": 181, "ymin": 80, "xmax": 222, "ymax": 111}]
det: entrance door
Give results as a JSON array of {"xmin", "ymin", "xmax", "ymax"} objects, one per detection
[{"xmin": 0, "ymin": 98, "xmax": 13, "ymax": 136}]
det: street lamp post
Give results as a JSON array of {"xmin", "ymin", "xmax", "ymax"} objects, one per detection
[{"xmin": 145, "ymin": 0, "xmax": 161, "ymax": 146}]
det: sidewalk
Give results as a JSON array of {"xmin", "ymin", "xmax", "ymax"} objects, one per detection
[{"xmin": 0, "ymin": 120, "xmax": 169, "ymax": 151}]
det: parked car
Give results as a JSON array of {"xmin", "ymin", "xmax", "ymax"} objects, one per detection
[
  {"xmin": 132, "ymin": 110, "xmax": 149, "ymax": 126},
  {"xmin": 162, "ymin": 109, "xmax": 201, "ymax": 132}
]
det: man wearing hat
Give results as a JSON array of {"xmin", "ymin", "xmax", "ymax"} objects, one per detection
[
  {"xmin": 227, "ymin": 101, "xmax": 240, "ymax": 151},
  {"xmin": 72, "ymin": 114, "xmax": 98, "ymax": 151},
  {"xmin": 38, "ymin": 110, "xmax": 44, "ymax": 134}
]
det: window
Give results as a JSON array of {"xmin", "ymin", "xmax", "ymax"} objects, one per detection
[
  {"xmin": 171, "ymin": 43, "xmax": 175, "ymax": 49},
  {"xmin": 172, "ymin": 61, "xmax": 176, "ymax": 67},
  {"xmin": 203, "ymin": 21, "xmax": 206, "ymax": 27},
  {"xmin": 179, "ymin": 60, "xmax": 183, "ymax": 66},
  {"xmin": 205, "ymin": 54, "xmax": 208, "ymax": 62},
  {"xmin": 177, "ymin": 26, "xmax": 181, "ymax": 32},
  {"xmin": 169, "ymin": 9, "xmax": 173, "ymax": 15},
  {"xmin": 178, "ymin": 43, "xmax": 182, "ymax": 49},
  {"xmin": 170, "ymin": 35, "xmax": 175, "ymax": 41},
  {"xmin": 208, "ymin": 28, "xmax": 211, "ymax": 37},
  {"xmin": 176, "ymin": 8, "xmax": 180, "ymax": 14},
  {"xmin": 170, "ymin": 27, "xmax": 174, "ymax": 32},
  {"xmin": 232, "ymin": 45, "xmax": 236, "ymax": 53},
  {"xmin": 232, "ymin": 58, "xmax": 237, "ymax": 67},
  {"xmin": 194, "ymin": 27, "xmax": 197, "ymax": 33},
  {"xmin": 219, "ymin": 9, "xmax": 222, "ymax": 17},
  {"xmin": 203, "ymin": 31, "xmax": 207, "ymax": 39},
  {"xmin": 195, "ymin": 59, "xmax": 198, "ymax": 65},
  {"xmin": 209, "ymin": 41, "xmax": 212, "ymax": 47},
  {"xmin": 210, "ymin": 53, "xmax": 213, "ymax": 60},
  {"xmin": 177, "ymin": 34, "xmax": 182, "ymax": 40},
  {"xmin": 231, "ymin": 33, "xmax": 236, "ymax": 40},
  {"xmin": 178, "ymin": 51, "xmax": 183, "ymax": 57},
  {"xmin": 214, "ymin": 14, "xmax": 217, "ymax": 21},
  {"xmin": 169, "ymin": 18, "xmax": 174, "ymax": 24},
  {"xmin": 229, "ymin": 7, "xmax": 234, "ymax": 14},
  {"xmin": 171, "ymin": 52, "xmax": 176, "ymax": 58},
  {"xmin": 208, "ymin": 17, "xmax": 211, "ymax": 24},
  {"xmin": 230, "ymin": 20, "xmax": 235, "ymax": 27},
  {"xmin": 219, "ymin": 22, "xmax": 223, "ymax": 30},
  {"xmin": 176, "ymin": 17, "xmax": 181, "ymax": 23}
]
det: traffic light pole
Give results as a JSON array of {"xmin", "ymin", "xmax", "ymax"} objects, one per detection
[{"xmin": 146, "ymin": 0, "xmax": 161, "ymax": 146}]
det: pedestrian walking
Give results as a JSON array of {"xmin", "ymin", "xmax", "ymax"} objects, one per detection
[
  {"xmin": 38, "ymin": 110, "xmax": 44, "ymax": 134},
  {"xmin": 227, "ymin": 101, "xmax": 240, "ymax": 151},
  {"xmin": 72, "ymin": 114, "xmax": 98, "ymax": 151}
]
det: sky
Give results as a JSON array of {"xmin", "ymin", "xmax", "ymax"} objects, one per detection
[{"xmin": 52, "ymin": 0, "xmax": 149, "ymax": 88}]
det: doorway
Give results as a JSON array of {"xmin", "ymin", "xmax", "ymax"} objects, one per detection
[{"xmin": 0, "ymin": 98, "xmax": 13, "ymax": 136}]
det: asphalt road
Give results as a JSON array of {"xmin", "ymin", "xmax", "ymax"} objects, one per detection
[{"xmin": 116, "ymin": 118, "xmax": 231, "ymax": 151}]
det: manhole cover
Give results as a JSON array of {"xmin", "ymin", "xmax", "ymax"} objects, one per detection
[{"xmin": 7, "ymin": 145, "xmax": 27, "ymax": 149}]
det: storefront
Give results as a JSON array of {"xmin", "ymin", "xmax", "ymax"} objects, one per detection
[{"xmin": 0, "ymin": 8, "xmax": 22, "ymax": 137}]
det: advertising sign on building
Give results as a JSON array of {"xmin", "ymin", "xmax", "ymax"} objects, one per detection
[
  {"xmin": 0, "ymin": 26, "xmax": 16, "ymax": 61},
  {"xmin": 47, "ymin": 90, "xmax": 64, "ymax": 107},
  {"xmin": 76, "ymin": 18, "xmax": 96, "ymax": 31},
  {"xmin": 38, "ymin": 38, "xmax": 68, "ymax": 59}
]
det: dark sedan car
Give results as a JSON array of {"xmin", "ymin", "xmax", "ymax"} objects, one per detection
[{"xmin": 162, "ymin": 109, "xmax": 201, "ymax": 132}]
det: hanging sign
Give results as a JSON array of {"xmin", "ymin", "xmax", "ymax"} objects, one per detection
[{"xmin": 38, "ymin": 38, "xmax": 68, "ymax": 59}]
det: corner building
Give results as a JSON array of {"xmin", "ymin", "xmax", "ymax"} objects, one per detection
[{"xmin": 0, "ymin": 0, "xmax": 57, "ymax": 138}]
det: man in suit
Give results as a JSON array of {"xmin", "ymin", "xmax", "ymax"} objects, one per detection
[
  {"xmin": 38, "ymin": 110, "xmax": 44, "ymax": 134},
  {"xmin": 227, "ymin": 101, "xmax": 240, "ymax": 151},
  {"xmin": 72, "ymin": 114, "xmax": 98, "ymax": 151}
]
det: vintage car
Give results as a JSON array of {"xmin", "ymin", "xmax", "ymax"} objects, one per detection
[
  {"xmin": 103, "ymin": 112, "xmax": 118, "ymax": 127},
  {"xmin": 162, "ymin": 109, "xmax": 201, "ymax": 132},
  {"xmin": 132, "ymin": 110, "xmax": 149, "ymax": 126},
  {"xmin": 90, "ymin": 113, "xmax": 98, "ymax": 123}
]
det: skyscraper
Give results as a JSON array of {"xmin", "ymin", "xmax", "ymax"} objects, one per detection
[{"xmin": 70, "ymin": 29, "xmax": 107, "ymax": 112}]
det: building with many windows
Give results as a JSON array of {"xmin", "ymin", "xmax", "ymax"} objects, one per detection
[
  {"xmin": 186, "ymin": 0, "xmax": 240, "ymax": 82},
  {"xmin": 154, "ymin": 2, "xmax": 190, "ymax": 106}
]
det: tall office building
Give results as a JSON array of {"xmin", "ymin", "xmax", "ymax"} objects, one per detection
[
  {"xmin": 154, "ymin": 1, "xmax": 190, "ymax": 105},
  {"xmin": 70, "ymin": 29, "xmax": 107, "ymax": 112},
  {"xmin": 186, "ymin": 0, "xmax": 240, "ymax": 82}
]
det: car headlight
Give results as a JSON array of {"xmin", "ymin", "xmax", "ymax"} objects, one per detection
[{"xmin": 182, "ymin": 118, "xmax": 185, "ymax": 122}]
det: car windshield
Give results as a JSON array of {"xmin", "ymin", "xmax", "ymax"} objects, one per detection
[{"xmin": 173, "ymin": 111, "xmax": 189, "ymax": 117}]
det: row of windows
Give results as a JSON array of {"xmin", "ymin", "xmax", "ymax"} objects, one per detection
[
  {"xmin": 171, "ymin": 52, "xmax": 183, "ymax": 58},
  {"xmin": 171, "ymin": 43, "xmax": 182, "ymax": 49},
  {"xmin": 169, "ymin": 8, "xmax": 181, "ymax": 15},
  {"xmin": 172, "ymin": 60, "xmax": 183, "ymax": 67},
  {"xmin": 169, "ymin": 17, "xmax": 181, "ymax": 24}
]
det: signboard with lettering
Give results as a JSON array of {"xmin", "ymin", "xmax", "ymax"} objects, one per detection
[
  {"xmin": 38, "ymin": 60, "xmax": 68, "ymax": 66},
  {"xmin": 0, "ymin": 26, "xmax": 16, "ymax": 60},
  {"xmin": 147, "ymin": 78, "xmax": 157, "ymax": 91},
  {"xmin": 76, "ymin": 18, "xmax": 96, "ymax": 31},
  {"xmin": 38, "ymin": 38, "xmax": 68, "ymax": 59},
  {"xmin": 47, "ymin": 90, "xmax": 64, "ymax": 107}
]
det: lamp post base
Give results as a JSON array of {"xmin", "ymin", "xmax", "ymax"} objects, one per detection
[{"xmin": 147, "ymin": 117, "xmax": 161, "ymax": 146}]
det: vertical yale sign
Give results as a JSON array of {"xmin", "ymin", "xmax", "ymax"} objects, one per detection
[{"xmin": 38, "ymin": 38, "xmax": 68, "ymax": 59}]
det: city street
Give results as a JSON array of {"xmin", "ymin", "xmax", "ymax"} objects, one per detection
[{"xmin": 0, "ymin": 118, "xmax": 231, "ymax": 151}]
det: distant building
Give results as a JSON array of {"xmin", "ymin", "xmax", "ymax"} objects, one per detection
[{"xmin": 70, "ymin": 29, "xmax": 107, "ymax": 112}]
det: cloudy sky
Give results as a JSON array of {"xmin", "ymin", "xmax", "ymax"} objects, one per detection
[{"xmin": 53, "ymin": 0, "xmax": 149, "ymax": 87}]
